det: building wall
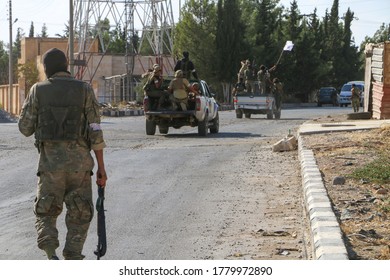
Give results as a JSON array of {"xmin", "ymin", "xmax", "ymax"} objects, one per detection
[
  {"xmin": 3, "ymin": 37, "xmax": 175, "ymax": 115},
  {"xmin": 367, "ymin": 42, "xmax": 390, "ymax": 119}
]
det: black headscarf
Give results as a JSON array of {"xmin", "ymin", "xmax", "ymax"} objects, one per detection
[{"xmin": 42, "ymin": 48, "xmax": 68, "ymax": 78}]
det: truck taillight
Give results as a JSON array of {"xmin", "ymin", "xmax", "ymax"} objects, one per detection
[
  {"xmin": 143, "ymin": 97, "xmax": 149, "ymax": 112},
  {"xmin": 196, "ymin": 97, "xmax": 201, "ymax": 111},
  {"xmin": 233, "ymin": 96, "xmax": 237, "ymax": 104}
]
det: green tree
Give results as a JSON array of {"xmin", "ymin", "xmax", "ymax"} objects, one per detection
[
  {"xmin": 40, "ymin": 23, "xmax": 48, "ymax": 38},
  {"xmin": 18, "ymin": 60, "xmax": 39, "ymax": 93},
  {"xmin": 251, "ymin": 0, "xmax": 280, "ymax": 68},
  {"xmin": 341, "ymin": 8, "xmax": 362, "ymax": 81},
  {"xmin": 29, "ymin": 21, "xmax": 34, "ymax": 38},
  {"xmin": 174, "ymin": 0, "xmax": 217, "ymax": 85},
  {"xmin": 363, "ymin": 23, "xmax": 390, "ymax": 45},
  {"xmin": 0, "ymin": 41, "xmax": 9, "ymax": 85},
  {"xmin": 216, "ymin": 0, "xmax": 244, "ymax": 102}
]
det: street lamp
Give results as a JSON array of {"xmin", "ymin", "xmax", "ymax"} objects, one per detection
[{"xmin": 8, "ymin": 0, "xmax": 18, "ymax": 114}]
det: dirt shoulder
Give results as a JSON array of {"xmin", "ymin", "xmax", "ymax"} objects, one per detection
[{"xmin": 302, "ymin": 113, "xmax": 390, "ymax": 260}]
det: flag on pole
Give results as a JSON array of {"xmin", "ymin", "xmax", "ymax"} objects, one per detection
[{"xmin": 283, "ymin": 41, "xmax": 294, "ymax": 51}]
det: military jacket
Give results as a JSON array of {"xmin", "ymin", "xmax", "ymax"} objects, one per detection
[{"xmin": 18, "ymin": 72, "xmax": 106, "ymax": 172}]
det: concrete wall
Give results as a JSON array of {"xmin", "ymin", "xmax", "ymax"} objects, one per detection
[
  {"xmin": 0, "ymin": 84, "xmax": 20, "ymax": 115},
  {"xmin": 367, "ymin": 42, "xmax": 390, "ymax": 119}
]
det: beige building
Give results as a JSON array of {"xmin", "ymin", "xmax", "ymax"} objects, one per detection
[{"xmin": 2, "ymin": 37, "xmax": 175, "ymax": 115}]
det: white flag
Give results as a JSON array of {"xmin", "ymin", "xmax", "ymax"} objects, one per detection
[{"xmin": 283, "ymin": 41, "xmax": 294, "ymax": 51}]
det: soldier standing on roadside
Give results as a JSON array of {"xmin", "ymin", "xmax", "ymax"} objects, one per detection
[
  {"xmin": 18, "ymin": 48, "xmax": 107, "ymax": 260},
  {"xmin": 271, "ymin": 77, "xmax": 284, "ymax": 113},
  {"xmin": 351, "ymin": 83, "xmax": 361, "ymax": 113}
]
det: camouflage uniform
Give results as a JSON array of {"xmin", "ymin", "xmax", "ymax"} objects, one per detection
[
  {"xmin": 143, "ymin": 65, "xmax": 167, "ymax": 109},
  {"xmin": 257, "ymin": 66, "xmax": 269, "ymax": 94},
  {"xmin": 233, "ymin": 78, "xmax": 246, "ymax": 96},
  {"xmin": 271, "ymin": 78, "xmax": 284, "ymax": 112},
  {"xmin": 351, "ymin": 85, "xmax": 361, "ymax": 112},
  {"xmin": 244, "ymin": 65, "xmax": 257, "ymax": 94},
  {"xmin": 237, "ymin": 60, "xmax": 249, "ymax": 82},
  {"xmin": 168, "ymin": 70, "xmax": 193, "ymax": 111},
  {"xmin": 18, "ymin": 69, "xmax": 106, "ymax": 260}
]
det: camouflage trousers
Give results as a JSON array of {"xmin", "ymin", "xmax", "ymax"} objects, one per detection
[
  {"xmin": 34, "ymin": 171, "xmax": 93, "ymax": 260},
  {"xmin": 245, "ymin": 80, "xmax": 255, "ymax": 93},
  {"xmin": 352, "ymin": 97, "xmax": 360, "ymax": 112}
]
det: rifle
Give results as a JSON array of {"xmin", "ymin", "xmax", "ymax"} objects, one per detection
[{"xmin": 94, "ymin": 185, "xmax": 107, "ymax": 260}]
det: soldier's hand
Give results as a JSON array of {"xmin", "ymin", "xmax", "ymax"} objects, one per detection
[{"xmin": 96, "ymin": 168, "xmax": 107, "ymax": 188}]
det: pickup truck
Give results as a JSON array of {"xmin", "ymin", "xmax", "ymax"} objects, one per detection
[
  {"xmin": 143, "ymin": 79, "xmax": 219, "ymax": 136},
  {"xmin": 233, "ymin": 92, "xmax": 280, "ymax": 119}
]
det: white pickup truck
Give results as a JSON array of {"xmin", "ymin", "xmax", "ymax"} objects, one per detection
[
  {"xmin": 143, "ymin": 79, "xmax": 219, "ymax": 136},
  {"xmin": 233, "ymin": 92, "xmax": 280, "ymax": 119}
]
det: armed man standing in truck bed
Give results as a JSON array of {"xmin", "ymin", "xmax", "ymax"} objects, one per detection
[
  {"xmin": 18, "ymin": 48, "xmax": 107, "ymax": 260},
  {"xmin": 174, "ymin": 51, "xmax": 199, "ymax": 80}
]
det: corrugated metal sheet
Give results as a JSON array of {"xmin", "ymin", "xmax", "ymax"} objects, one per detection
[{"xmin": 371, "ymin": 42, "xmax": 390, "ymax": 119}]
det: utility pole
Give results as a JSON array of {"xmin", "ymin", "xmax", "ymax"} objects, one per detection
[
  {"xmin": 69, "ymin": 0, "xmax": 74, "ymax": 76},
  {"xmin": 8, "ymin": 0, "xmax": 13, "ymax": 114}
]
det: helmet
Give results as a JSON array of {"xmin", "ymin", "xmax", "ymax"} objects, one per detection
[
  {"xmin": 175, "ymin": 70, "xmax": 183, "ymax": 78},
  {"xmin": 153, "ymin": 64, "xmax": 161, "ymax": 73}
]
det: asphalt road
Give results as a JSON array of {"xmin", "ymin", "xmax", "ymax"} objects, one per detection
[{"xmin": 0, "ymin": 106, "xmax": 351, "ymax": 260}]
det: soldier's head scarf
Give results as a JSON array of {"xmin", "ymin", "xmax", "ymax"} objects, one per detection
[{"xmin": 43, "ymin": 48, "xmax": 68, "ymax": 78}]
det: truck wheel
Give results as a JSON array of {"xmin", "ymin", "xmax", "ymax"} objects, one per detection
[
  {"xmin": 146, "ymin": 119, "xmax": 156, "ymax": 135},
  {"xmin": 236, "ymin": 109, "xmax": 243, "ymax": 119},
  {"xmin": 244, "ymin": 113, "xmax": 251, "ymax": 118},
  {"xmin": 158, "ymin": 125, "xmax": 169, "ymax": 134},
  {"xmin": 210, "ymin": 112, "xmax": 219, "ymax": 133},
  {"xmin": 198, "ymin": 112, "xmax": 208, "ymax": 136}
]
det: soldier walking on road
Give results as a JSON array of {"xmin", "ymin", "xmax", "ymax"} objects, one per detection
[{"xmin": 18, "ymin": 48, "xmax": 107, "ymax": 260}]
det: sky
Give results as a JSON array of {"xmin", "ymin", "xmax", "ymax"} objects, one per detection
[{"xmin": 0, "ymin": 0, "xmax": 389, "ymax": 48}]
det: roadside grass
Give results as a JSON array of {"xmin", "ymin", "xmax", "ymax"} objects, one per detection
[
  {"xmin": 350, "ymin": 153, "xmax": 390, "ymax": 184},
  {"xmin": 348, "ymin": 128, "xmax": 390, "ymax": 214}
]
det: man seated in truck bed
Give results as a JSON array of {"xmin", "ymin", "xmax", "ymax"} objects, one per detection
[
  {"xmin": 143, "ymin": 64, "xmax": 167, "ymax": 110},
  {"xmin": 167, "ymin": 70, "xmax": 198, "ymax": 111},
  {"xmin": 143, "ymin": 69, "xmax": 199, "ymax": 112}
]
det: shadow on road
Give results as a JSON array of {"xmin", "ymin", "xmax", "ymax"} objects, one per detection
[{"xmin": 163, "ymin": 131, "xmax": 264, "ymax": 139}]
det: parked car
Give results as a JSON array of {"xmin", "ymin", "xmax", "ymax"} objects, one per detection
[
  {"xmin": 317, "ymin": 87, "xmax": 338, "ymax": 106},
  {"xmin": 338, "ymin": 81, "xmax": 364, "ymax": 107}
]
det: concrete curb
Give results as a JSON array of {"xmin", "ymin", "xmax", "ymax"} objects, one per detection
[{"xmin": 298, "ymin": 134, "xmax": 349, "ymax": 260}]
